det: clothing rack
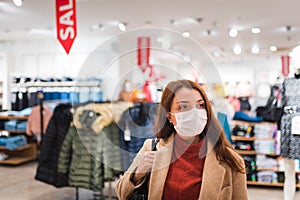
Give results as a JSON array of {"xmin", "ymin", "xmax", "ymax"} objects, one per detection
[
  {"xmin": 75, "ymin": 183, "xmax": 117, "ymax": 200},
  {"xmin": 38, "ymin": 91, "xmax": 44, "ymax": 142}
]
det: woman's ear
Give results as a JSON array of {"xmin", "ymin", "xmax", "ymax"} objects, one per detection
[{"xmin": 166, "ymin": 113, "xmax": 172, "ymax": 123}]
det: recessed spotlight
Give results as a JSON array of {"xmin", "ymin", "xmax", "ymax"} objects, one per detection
[
  {"xmin": 251, "ymin": 27, "xmax": 261, "ymax": 34},
  {"xmin": 118, "ymin": 23, "xmax": 127, "ymax": 32},
  {"xmin": 270, "ymin": 45, "xmax": 277, "ymax": 52},
  {"xmin": 233, "ymin": 45, "xmax": 241, "ymax": 55},
  {"xmin": 13, "ymin": 0, "xmax": 23, "ymax": 7},
  {"xmin": 251, "ymin": 45, "xmax": 260, "ymax": 54},
  {"xmin": 229, "ymin": 28, "xmax": 238, "ymax": 38},
  {"xmin": 182, "ymin": 31, "xmax": 190, "ymax": 38}
]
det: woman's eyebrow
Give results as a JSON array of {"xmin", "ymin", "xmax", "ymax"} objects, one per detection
[
  {"xmin": 175, "ymin": 100, "xmax": 190, "ymax": 104},
  {"xmin": 176, "ymin": 99, "xmax": 204, "ymax": 104},
  {"xmin": 197, "ymin": 99, "xmax": 204, "ymax": 102}
]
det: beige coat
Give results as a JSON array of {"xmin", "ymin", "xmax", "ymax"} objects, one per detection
[{"xmin": 116, "ymin": 134, "xmax": 248, "ymax": 200}]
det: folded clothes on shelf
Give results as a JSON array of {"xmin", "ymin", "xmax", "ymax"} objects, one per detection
[{"xmin": 0, "ymin": 135, "xmax": 27, "ymax": 150}]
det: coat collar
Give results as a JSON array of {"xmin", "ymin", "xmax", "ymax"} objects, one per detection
[{"xmin": 148, "ymin": 134, "xmax": 226, "ymax": 200}]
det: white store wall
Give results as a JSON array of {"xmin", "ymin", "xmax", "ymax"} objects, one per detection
[{"xmin": 0, "ymin": 36, "xmax": 287, "ymax": 110}]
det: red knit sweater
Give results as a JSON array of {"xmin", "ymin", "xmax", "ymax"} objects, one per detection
[{"xmin": 162, "ymin": 135, "xmax": 206, "ymax": 200}]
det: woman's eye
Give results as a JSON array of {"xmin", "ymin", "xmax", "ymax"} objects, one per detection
[
  {"xmin": 198, "ymin": 103, "xmax": 205, "ymax": 108},
  {"xmin": 179, "ymin": 105, "xmax": 189, "ymax": 110}
]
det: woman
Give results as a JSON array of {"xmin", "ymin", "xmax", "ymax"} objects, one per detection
[{"xmin": 116, "ymin": 79, "xmax": 247, "ymax": 200}]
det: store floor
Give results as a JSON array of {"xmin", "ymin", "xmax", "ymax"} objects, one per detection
[{"xmin": 0, "ymin": 162, "xmax": 299, "ymax": 200}]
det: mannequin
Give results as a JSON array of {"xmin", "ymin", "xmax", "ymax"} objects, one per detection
[
  {"xmin": 119, "ymin": 80, "xmax": 135, "ymax": 102},
  {"xmin": 280, "ymin": 47, "xmax": 300, "ymax": 200}
]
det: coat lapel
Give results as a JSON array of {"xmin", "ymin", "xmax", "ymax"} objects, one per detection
[
  {"xmin": 198, "ymin": 142, "xmax": 225, "ymax": 200},
  {"xmin": 147, "ymin": 135, "xmax": 226, "ymax": 200},
  {"xmin": 148, "ymin": 135, "xmax": 174, "ymax": 200}
]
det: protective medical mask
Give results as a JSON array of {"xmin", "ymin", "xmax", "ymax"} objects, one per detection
[{"xmin": 170, "ymin": 108, "xmax": 207, "ymax": 137}]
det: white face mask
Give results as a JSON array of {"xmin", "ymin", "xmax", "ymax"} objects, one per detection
[{"xmin": 170, "ymin": 108, "xmax": 208, "ymax": 137}]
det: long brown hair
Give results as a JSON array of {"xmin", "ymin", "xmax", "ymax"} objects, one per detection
[{"xmin": 155, "ymin": 79, "xmax": 244, "ymax": 173}]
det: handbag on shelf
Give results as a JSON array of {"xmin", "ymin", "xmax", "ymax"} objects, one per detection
[
  {"xmin": 127, "ymin": 138, "xmax": 159, "ymax": 200},
  {"xmin": 256, "ymin": 94, "xmax": 283, "ymax": 123}
]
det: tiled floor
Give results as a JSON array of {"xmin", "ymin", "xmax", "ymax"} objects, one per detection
[{"xmin": 0, "ymin": 161, "xmax": 299, "ymax": 200}]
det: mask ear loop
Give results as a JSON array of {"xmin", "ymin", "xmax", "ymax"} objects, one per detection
[{"xmin": 167, "ymin": 112, "xmax": 173, "ymax": 123}]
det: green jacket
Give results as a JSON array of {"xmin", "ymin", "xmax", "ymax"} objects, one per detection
[{"xmin": 58, "ymin": 124, "xmax": 122, "ymax": 191}]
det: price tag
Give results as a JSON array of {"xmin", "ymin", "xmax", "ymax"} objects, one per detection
[
  {"xmin": 292, "ymin": 116, "xmax": 300, "ymax": 135},
  {"xmin": 124, "ymin": 124, "xmax": 131, "ymax": 141}
]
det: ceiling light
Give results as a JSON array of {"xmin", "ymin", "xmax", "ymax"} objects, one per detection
[
  {"xmin": 170, "ymin": 18, "xmax": 198, "ymax": 26},
  {"xmin": 283, "ymin": 25, "xmax": 292, "ymax": 32},
  {"xmin": 229, "ymin": 28, "xmax": 238, "ymax": 38},
  {"xmin": 206, "ymin": 29, "xmax": 217, "ymax": 36},
  {"xmin": 251, "ymin": 27, "xmax": 261, "ymax": 34},
  {"xmin": 90, "ymin": 24, "xmax": 102, "ymax": 31},
  {"xmin": 233, "ymin": 45, "xmax": 242, "ymax": 55},
  {"xmin": 118, "ymin": 23, "xmax": 126, "ymax": 32},
  {"xmin": 13, "ymin": 0, "xmax": 23, "ymax": 7},
  {"xmin": 183, "ymin": 56, "xmax": 191, "ymax": 62},
  {"xmin": 251, "ymin": 45, "xmax": 260, "ymax": 54},
  {"xmin": 182, "ymin": 31, "xmax": 190, "ymax": 38},
  {"xmin": 270, "ymin": 45, "xmax": 277, "ymax": 52},
  {"xmin": 212, "ymin": 51, "xmax": 221, "ymax": 57}
]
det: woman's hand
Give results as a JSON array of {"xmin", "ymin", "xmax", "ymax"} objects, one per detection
[{"xmin": 131, "ymin": 151, "xmax": 156, "ymax": 184}]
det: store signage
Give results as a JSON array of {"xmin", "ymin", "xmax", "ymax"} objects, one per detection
[
  {"xmin": 281, "ymin": 55, "xmax": 290, "ymax": 77},
  {"xmin": 137, "ymin": 37, "xmax": 150, "ymax": 72},
  {"xmin": 56, "ymin": 0, "xmax": 77, "ymax": 54}
]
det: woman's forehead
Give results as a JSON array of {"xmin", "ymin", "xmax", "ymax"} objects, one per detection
[{"xmin": 173, "ymin": 88, "xmax": 202, "ymax": 102}]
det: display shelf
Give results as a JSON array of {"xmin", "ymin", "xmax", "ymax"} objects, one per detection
[
  {"xmin": 256, "ymin": 168, "xmax": 285, "ymax": 172},
  {"xmin": 0, "ymin": 129, "xmax": 26, "ymax": 134},
  {"xmin": 236, "ymin": 150, "xmax": 256, "ymax": 155},
  {"xmin": 0, "ymin": 115, "xmax": 36, "ymax": 165},
  {"xmin": 0, "ymin": 143, "xmax": 36, "ymax": 165},
  {"xmin": 236, "ymin": 150, "xmax": 278, "ymax": 156},
  {"xmin": 232, "ymin": 120, "xmax": 276, "ymax": 126},
  {"xmin": 0, "ymin": 115, "xmax": 28, "ymax": 120},
  {"xmin": 247, "ymin": 181, "xmax": 284, "ymax": 187},
  {"xmin": 232, "ymin": 136, "xmax": 256, "ymax": 141},
  {"xmin": 11, "ymin": 81, "xmax": 100, "ymax": 88},
  {"xmin": 247, "ymin": 181, "xmax": 300, "ymax": 188},
  {"xmin": 232, "ymin": 136, "xmax": 275, "ymax": 141},
  {"xmin": 231, "ymin": 120, "xmax": 300, "ymax": 189}
]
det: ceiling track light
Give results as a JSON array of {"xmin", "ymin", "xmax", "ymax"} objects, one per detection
[
  {"xmin": 229, "ymin": 28, "xmax": 238, "ymax": 38},
  {"xmin": 270, "ymin": 45, "xmax": 277, "ymax": 52},
  {"xmin": 284, "ymin": 25, "xmax": 292, "ymax": 32},
  {"xmin": 251, "ymin": 27, "xmax": 261, "ymax": 34},
  {"xmin": 182, "ymin": 31, "xmax": 190, "ymax": 38},
  {"xmin": 90, "ymin": 24, "xmax": 103, "ymax": 31},
  {"xmin": 233, "ymin": 45, "xmax": 242, "ymax": 55},
  {"xmin": 118, "ymin": 22, "xmax": 127, "ymax": 32},
  {"xmin": 251, "ymin": 45, "xmax": 260, "ymax": 54},
  {"xmin": 13, "ymin": 0, "xmax": 23, "ymax": 7}
]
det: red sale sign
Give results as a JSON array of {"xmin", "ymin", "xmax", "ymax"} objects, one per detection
[
  {"xmin": 281, "ymin": 55, "xmax": 290, "ymax": 77},
  {"xmin": 137, "ymin": 37, "xmax": 150, "ymax": 72},
  {"xmin": 56, "ymin": 0, "xmax": 77, "ymax": 54}
]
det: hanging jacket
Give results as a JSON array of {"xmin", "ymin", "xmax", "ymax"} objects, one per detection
[
  {"xmin": 26, "ymin": 105, "xmax": 53, "ymax": 136},
  {"xmin": 118, "ymin": 102, "xmax": 158, "ymax": 172},
  {"xmin": 34, "ymin": 103, "xmax": 73, "ymax": 187},
  {"xmin": 57, "ymin": 102, "xmax": 130, "ymax": 191}
]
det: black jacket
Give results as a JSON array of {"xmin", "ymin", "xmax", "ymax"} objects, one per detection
[{"xmin": 35, "ymin": 103, "xmax": 73, "ymax": 187}]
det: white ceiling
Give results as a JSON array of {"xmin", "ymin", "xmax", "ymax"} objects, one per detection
[{"xmin": 0, "ymin": 0, "xmax": 299, "ymax": 62}]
